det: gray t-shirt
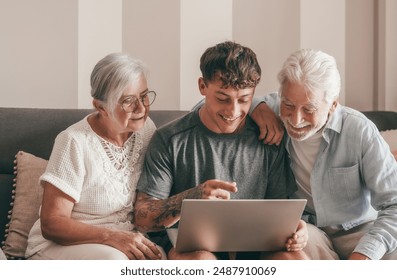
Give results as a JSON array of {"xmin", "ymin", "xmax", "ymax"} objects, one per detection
[{"xmin": 137, "ymin": 109, "xmax": 296, "ymax": 200}]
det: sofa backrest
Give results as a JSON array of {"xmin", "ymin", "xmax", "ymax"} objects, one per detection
[
  {"xmin": 0, "ymin": 108, "xmax": 188, "ymax": 174},
  {"xmin": 362, "ymin": 111, "xmax": 397, "ymax": 132}
]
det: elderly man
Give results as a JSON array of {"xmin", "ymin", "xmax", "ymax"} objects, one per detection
[{"xmin": 251, "ymin": 49, "xmax": 397, "ymax": 260}]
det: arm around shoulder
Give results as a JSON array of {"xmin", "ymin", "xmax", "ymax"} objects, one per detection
[{"xmin": 250, "ymin": 93, "xmax": 284, "ymax": 145}]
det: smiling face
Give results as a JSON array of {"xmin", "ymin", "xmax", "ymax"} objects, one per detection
[
  {"xmin": 110, "ymin": 76, "xmax": 150, "ymax": 133},
  {"xmin": 199, "ymin": 77, "xmax": 255, "ymax": 134},
  {"xmin": 280, "ymin": 81, "xmax": 336, "ymax": 141}
]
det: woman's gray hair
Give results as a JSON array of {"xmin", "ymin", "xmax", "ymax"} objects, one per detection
[
  {"xmin": 277, "ymin": 49, "xmax": 341, "ymax": 104},
  {"xmin": 90, "ymin": 53, "xmax": 148, "ymax": 113}
]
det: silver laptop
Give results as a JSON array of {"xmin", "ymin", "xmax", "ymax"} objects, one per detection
[{"xmin": 168, "ymin": 199, "xmax": 307, "ymax": 253}]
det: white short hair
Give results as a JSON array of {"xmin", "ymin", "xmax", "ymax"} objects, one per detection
[
  {"xmin": 277, "ymin": 49, "xmax": 341, "ymax": 104},
  {"xmin": 90, "ymin": 53, "xmax": 148, "ymax": 113}
]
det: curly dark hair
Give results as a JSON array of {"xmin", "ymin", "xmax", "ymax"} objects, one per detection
[{"xmin": 200, "ymin": 41, "xmax": 261, "ymax": 89}]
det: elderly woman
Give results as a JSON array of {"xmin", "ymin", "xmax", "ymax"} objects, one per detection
[{"xmin": 25, "ymin": 53, "xmax": 164, "ymax": 260}]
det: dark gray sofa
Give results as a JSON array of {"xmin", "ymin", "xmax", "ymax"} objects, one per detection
[{"xmin": 0, "ymin": 107, "xmax": 396, "ymax": 260}]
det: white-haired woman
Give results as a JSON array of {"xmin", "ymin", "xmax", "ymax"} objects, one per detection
[{"xmin": 26, "ymin": 53, "xmax": 164, "ymax": 260}]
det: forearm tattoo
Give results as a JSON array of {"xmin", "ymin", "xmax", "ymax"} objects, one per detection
[{"xmin": 136, "ymin": 185, "xmax": 204, "ymax": 231}]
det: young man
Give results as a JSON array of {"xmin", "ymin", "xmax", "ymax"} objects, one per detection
[
  {"xmin": 251, "ymin": 49, "xmax": 397, "ymax": 260},
  {"xmin": 133, "ymin": 41, "xmax": 309, "ymax": 260}
]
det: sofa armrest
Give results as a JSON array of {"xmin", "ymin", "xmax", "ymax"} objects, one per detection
[{"xmin": 0, "ymin": 247, "xmax": 6, "ymax": 260}]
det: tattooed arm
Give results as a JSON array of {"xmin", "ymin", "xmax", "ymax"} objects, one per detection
[{"xmin": 133, "ymin": 179, "xmax": 238, "ymax": 232}]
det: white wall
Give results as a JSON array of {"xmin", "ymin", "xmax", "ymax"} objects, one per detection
[
  {"xmin": 375, "ymin": 0, "xmax": 397, "ymax": 111},
  {"xmin": 301, "ymin": 0, "xmax": 346, "ymax": 104},
  {"xmin": 0, "ymin": 0, "xmax": 396, "ymax": 111},
  {"xmin": 383, "ymin": 0, "xmax": 397, "ymax": 111},
  {"xmin": 346, "ymin": 0, "xmax": 374, "ymax": 111},
  {"xmin": 78, "ymin": 0, "xmax": 122, "ymax": 109},
  {"xmin": 0, "ymin": 0, "xmax": 78, "ymax": 108},
  {"xmin": 122, "ymin": 0, "xmax": 180, "ymax": 110},
  {"xmin": 180, "ymin": 0, "xmax": 233, "ymax": 110},
  {"xmin": 233, "ymin": 0, "xmax": 301, "ymax": 98}
]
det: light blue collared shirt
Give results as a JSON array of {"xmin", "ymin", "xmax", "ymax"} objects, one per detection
[{"xmin": 253, "ymin": 93, "xmax": 397, "ymax": 260}]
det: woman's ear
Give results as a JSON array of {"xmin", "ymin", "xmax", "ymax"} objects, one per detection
[{"xmin": 93, "ymin": 99, "xmax": 108, "ymax": 116}]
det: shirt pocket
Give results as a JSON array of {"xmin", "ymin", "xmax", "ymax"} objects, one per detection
[{"xmin": 329, "ymin": 163, "xmax": 363, "ymax": 202}]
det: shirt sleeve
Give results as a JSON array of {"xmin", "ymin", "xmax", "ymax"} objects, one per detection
[
  {"xmin": 137, "ymin": 130, "xmax": 174, "ymax": 199},
  {"xmin": 356, "ymin": 123, "xmax": 397, "ymax": 259},
  {"xmin": 249, "ymin": 92, "xmax": 281, "ymax": 116},
  {"xmin": 39, "ymin": 130, "xmax": 85, "ymax": 202}
]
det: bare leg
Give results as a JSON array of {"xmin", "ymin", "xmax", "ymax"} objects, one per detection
[
  {"xmin": 168, "ymin": 248, "xmax": 218, "ymax": 260},
  {"xmin": 260, "ymin": 250, "xmax": 310, "ymax": 260}
]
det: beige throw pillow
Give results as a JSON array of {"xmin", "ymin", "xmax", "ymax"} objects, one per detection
[
  {"xmin": 381, "ymin": 129, "xmax": 397, "ymax": 160},
  {"xmin": 2, "ymin": 151, "xmax": 47, "ymax": 259}
]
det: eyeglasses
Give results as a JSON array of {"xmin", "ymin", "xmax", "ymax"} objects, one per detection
[{"xmin": 120, "ymin": 91, "xmax": 156, "ymax": 113}]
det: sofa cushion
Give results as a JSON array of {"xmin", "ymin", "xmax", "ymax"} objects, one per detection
[
  {"xmin": 381, "ymin": 129, "xmax": 397, "ymax": 160},
  {"xmin": 381, "ymin": 129, "xmax": 397, "ymax": 150},
  {"xmin": 0, "ymin": 247, "xmax": 6, "ymax": 260},
  {"xmin": 2, "ymin": 151, "xmax": 47, "ymax": 259}
]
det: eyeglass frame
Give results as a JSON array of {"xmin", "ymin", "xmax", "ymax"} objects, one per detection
[{"xmin": 119, "ymin": 90, "xmax": 157, "ymax": 113}]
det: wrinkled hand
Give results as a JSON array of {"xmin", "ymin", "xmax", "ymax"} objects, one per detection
[
  {"xmin": 251, "ymin": 103, "xmax": 284, "ymax": 146},
  {"xmin": 194, "ymin": 179, "xmax": 238, "ymax": 200},
  {"xmin": 108, "ymin": 230, "xmax": 162, "ymax": 260},
  {"xmin": 285, "ymin": 220, "xmax": 308, "ymax": 251}
]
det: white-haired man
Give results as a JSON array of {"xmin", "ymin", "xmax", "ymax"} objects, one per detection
[{"xmin": 251, "ymin": 49, "xmax": 397, "ymax": 260}]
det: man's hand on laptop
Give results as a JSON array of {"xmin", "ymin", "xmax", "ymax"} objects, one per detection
[
  {"xmin": 134, "ymin": 181, "xmax": 238, "ymax": 232},
  {"xmin": 187, "ymin": 179, "xmax": 238, "ymax": 200},
  {"xmin": 285, "ymin": 220, "xmax": 308, "ymax": 251}
]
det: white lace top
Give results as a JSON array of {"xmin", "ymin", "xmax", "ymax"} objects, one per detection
[{"xmin": 25, "ymin": 114, "xmax": 156, "ymax": 257}]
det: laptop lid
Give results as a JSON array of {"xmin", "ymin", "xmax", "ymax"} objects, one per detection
[{"xmin": 170, "ymin": 199, "xmax": 306, "ymax": 253}]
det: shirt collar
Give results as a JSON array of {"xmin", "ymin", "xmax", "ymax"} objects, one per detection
[{"xmin": 324, "ymin": 103, "xmax": 342, "ymax": 134}]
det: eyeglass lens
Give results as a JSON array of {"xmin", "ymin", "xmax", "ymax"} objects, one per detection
[{"xmin": 122, "ymin": 91, "xmax": 156, "ymax": 112}]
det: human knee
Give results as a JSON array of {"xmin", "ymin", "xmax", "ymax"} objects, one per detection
[
  {"xmin": 96, "ymin": 248, "xmax": 129, "ymax": 260},
  {"xmin": 261, "ymin": 250, "xmax": 310, "ymax": 260},
  {"xmin": 168, "ymin": 249, "xmax": 217, "ymax": 260}
]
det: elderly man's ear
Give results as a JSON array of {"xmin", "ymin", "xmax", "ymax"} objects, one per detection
[{"xmin": 329, "ymin": 100, "xmax": 338, "ymax": 113}]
